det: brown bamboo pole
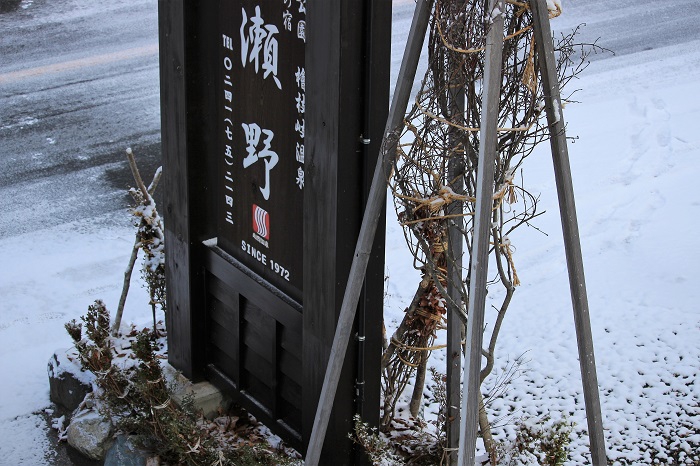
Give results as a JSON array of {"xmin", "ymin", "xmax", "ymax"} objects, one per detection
[{"xmin": 530, "ymin": 0, "xmax": 607, "ymax": 463}]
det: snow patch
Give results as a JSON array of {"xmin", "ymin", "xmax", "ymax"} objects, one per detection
[{"xmin": 547, "ymin": 0, "xmax": 563, "ymax": 14}]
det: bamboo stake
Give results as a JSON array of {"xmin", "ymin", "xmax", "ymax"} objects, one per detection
[
  {"xmin": 530, "ymin": 0, "xmax": 607, "ymax": 463},
  {"xmin": 457, "ymin": 1, "xmax": 505, "ymax": 464}
]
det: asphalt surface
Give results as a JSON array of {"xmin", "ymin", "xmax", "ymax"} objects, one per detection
[
  {"xmin": 4, "ymin": 0, "xmax": 699, "ymax": 241},
  {"xmin": 2, "ymin": 1, "xmax": 160, "ymax": 462},
  {"xmin": 0, "ymin": 0, "xmax": 161, "ymax": 240}
]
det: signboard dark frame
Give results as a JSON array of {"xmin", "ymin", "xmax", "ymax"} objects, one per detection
[{"xmin": 158, "ymin": 1, "xmax": 390, "ymax": 463}]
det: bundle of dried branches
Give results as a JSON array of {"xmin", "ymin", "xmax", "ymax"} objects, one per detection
[{"xmin": 381, "ymin": 0, "xmax": 600, "ymax": 448}]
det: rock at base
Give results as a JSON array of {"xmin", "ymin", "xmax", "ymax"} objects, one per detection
[
  {"xmin": 163, "ymin": 363, "xmax": 231, "ymax": 420},
  {"xmin": 66, "ymin": 408, "xmax": 114, "ymax": 461},
  {"xmin": 105, "ymin": 435, "xmax": 156, "ymax": 466},
  {"xmin": 48, "ymin": 348, "xmax": 94, "ymax": 412}
]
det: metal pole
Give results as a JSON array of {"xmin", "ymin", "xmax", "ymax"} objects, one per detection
[
  {"xmin": 457, "ymin": 1, "xmax": 504, "ymax": 464},
  {"xmin": 446, "ymin": 1, "xmax": 467, "ymax": 458},
  {"xmin": 530, "ymin": 1, "xmax": 607, "ymax": 463},
  {"xmin": 446, "ymin": 158, "xmax": 465, "ymax": 463},
  {"xmin": 304, "ymin": 1, "xmax": 434, "ymax": 464},
  {"xmin": 446, "ymin": 116, "xmax": 465, "ymax": 466}
]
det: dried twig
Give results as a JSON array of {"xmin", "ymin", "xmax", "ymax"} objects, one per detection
[{"xmin": 111, "ymin": 148, "xmax": 163, "ymax": 336}]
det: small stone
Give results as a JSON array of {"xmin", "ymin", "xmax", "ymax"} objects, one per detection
[
  {"xmin": 163, "ymin": 363, "xmax": 231, "ymax": 420},
  {"xmin": 66, "ymin": 408, "xmax": 114, "ymax": 461}
]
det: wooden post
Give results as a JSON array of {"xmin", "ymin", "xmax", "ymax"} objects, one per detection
[
  {"xmin": 530, "ymin": 1, "xmax": 607, "ymax": 463},
  {"xmin": 159, "ymin": 0, "xmax": 218, "ymax": 382},
  {"xmin": 304, "ymin": 1, "xmax": 434, "ymax": 464},
  {"xmin": 457, "ymin": 1, "xmax": 504, "ymax": 464},
  {"xmin": 304, "ymin": 0, "xmax": 391, "ymax": 463},
  {"xmin": 356, "ymin": 1, "xmax": 393, "ymax": 462},
  {"xmin": 159, "ymin": 0, "xmax": 199, "ymax": 380}
]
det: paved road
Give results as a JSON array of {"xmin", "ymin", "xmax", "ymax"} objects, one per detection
[
  {"xmin": 390, "ymin": 0, "xmax": 700, "ymax": 97},
  {"xmin": 0, "ymin": 0, "xmax": 160, "ymax": 239},
  {"xmin": 3, "ymin": 0, "xmax": 699, "ymax": 240},
  {"xmin": 551, "ymin": 0, "xmax": 700, "ymax": 57}
]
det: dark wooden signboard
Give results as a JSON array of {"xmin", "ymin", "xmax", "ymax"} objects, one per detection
[
  {"xmin": 158, "ymin": 1, "xmax": 390, "ymax": 463},
  {"xmin": 217, "ymin": 0, "xmax": 305, "ymax": 301}
]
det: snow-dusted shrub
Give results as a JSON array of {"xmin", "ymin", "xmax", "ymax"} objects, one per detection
[
  {"xmin": 65, "ymin": 302, "xmax": 296, "ymax": 466},
  {"xmin": 354, "ymin": 368, "xmax": 448, "ymax": 465},
  {"xmin": 496, "ymin": 416, "xmax": 574, "ymax": 466}
]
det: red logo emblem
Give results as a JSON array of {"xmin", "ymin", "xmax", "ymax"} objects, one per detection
[{"xmin": 252, "ymin": 204, "xmax": 270, "ymax": 240}]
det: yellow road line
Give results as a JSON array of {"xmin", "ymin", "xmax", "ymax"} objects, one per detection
[{"xmin": 0, "ymin": 43, "xmax": 159, "ymax": 85}]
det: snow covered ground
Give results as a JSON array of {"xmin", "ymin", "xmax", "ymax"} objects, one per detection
[
  {"xmin": 1, "ymin": 1, "xmax": 699, "ymax": 465},
  {"xmin": 0, "ymin": 213, "xmax": 155, "ymax": 464}
]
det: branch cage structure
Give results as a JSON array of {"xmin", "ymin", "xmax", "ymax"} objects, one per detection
[{"xmin": 381, "ymin": 0, "xmax": 582, "ymax": 439}]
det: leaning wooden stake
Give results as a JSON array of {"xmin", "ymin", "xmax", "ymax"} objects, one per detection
[
  {"xmin": 530, "ymin": 0, "xmax": 607, "ymax": 463},
  {"xmin": 457, "ymin": 1, "xmax": 505, "ymax": 464},
  {"xmin": 304, "ymin": 1, "xmax": 434, "ymax": 464},
  {"xmin": 112, "ymin": 237, "xmax": 140, "ymax": 337}
]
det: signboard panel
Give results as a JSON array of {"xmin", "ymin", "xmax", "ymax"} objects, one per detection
[
  {"xmin": 217, "ymin": 0, "xmax": 306, "ymax": 302},
  {"xmin": 160, "ymin": 0, "xmax": 391, "ymax": 462}
]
